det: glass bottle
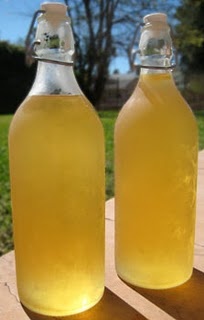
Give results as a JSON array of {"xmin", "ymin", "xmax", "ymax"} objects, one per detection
[
  {"xmin": 115, "ymin": 13, "xmax": 198, "ymax": 289},
  {"xmin": 9, "ymin": 2, "xmax": 105, "ymax": 316}
]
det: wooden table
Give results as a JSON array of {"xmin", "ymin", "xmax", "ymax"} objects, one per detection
[{"xmin": 1, "ymin": 150, "xmax": 204, "ymax": 320}]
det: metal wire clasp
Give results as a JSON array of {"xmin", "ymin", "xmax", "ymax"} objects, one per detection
[
  {"xmin": 132, "ymin": 49, "xmax": 176, "ymax": 71},
  {"xmin": 137, "ymin": 64, "xmax": 176, "ymax": 70},
  {"xmin": 25, "ymin": 10, "xmax": 45, "ymax": 49},
  {"xmin": 31, "ymin": 40, "xmax": 74, "ymax": 66},
  {"xmin": 25, "ymin": 10, "xmax": 45, "ymax": 65}
]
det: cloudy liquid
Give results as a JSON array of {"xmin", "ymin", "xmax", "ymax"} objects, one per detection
[
  {"xmin": 9, "ymin": 95, "xmax": 105, "ymax": 315},
  {"xmin": 115, "ymin": 73, "xmax": 198, "ymax": 289}
]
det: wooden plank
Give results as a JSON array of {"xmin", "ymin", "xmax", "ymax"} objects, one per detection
[{"xmin": 194, "ymin": 150, "xmax": 204, "ymax": 271}]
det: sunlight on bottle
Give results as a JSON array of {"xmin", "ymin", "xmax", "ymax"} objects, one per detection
[{"xmin": 80, "ymin": 296, "xmax": 90, "ymax": 312}]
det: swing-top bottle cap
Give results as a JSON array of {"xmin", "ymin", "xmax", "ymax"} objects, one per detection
[
  {"xmin": 139, "ymin": 12, "xmax": 175, "ymax": 69},
  {"xmin": 33, "ymin": 2, "xmax": 74, "ymax": 66},
  {"xmin": 143, "ymin": 13, "xmax": 167, "ymax": 25},
  {"xmin": 39, "ymin": 2, "xmax": 69, "ymax": 24},
  {"xmin": 40, "ymin": 2, "xmax": 67, "ymax": 16}
]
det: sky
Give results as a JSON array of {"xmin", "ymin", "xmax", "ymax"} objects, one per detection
[
  {"xmin": 0, "ymin": 0, "xmax": 130, "ymax": 73},
  {"xmin": 0, "ymin": 0, "xmax": 41, "ymax": 43}
]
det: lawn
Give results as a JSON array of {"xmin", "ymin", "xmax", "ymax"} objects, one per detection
[
  {"xmin": 0, "ymin": 115, "xmax": 12, "ymax": 255},
  {"xmin": 0, "ymin": 110, "xmax": 203, "ymax": 255},
  {"xmin": 195, "ymin": 110, "xmax": 204, "ymax": 150}
]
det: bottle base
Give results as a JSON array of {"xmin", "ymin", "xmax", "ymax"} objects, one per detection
[
  {"xmin": 20, "ymin": 289, "xmax": 104, "ymax": 317},
  {"xmin": 117, "ymin": 270, "xmax": 193, "ymax": 290}
]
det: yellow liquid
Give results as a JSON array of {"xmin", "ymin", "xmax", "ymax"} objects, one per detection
[
  {"xmin": 9, "ymin": 95, "xmax": 105, "ymax": 315},
  {"xmin": 115, "ymin": 73, "xmax": 198, "ymax": 289}
]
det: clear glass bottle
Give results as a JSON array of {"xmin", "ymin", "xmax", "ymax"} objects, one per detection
[
  {"xmin": 115, "ymin": 13, "xmax": 198, "ymax": 289},
  {"xmin": 9, "ymin": 3, "xmax": 105, "ymax": 316}
]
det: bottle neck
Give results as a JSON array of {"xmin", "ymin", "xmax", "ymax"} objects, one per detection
[
  {"xmin": 29, "ymin": 62, "xmax": 82, "ymax": 96},
  {"xmin": 139, "ymin": 18, "xmax": 174, "ymax": 75},
  {"xmin": 140, "ymin": 67, "xmax": 172, "ymax": 75},
  {"xmin": 34, "ymin": 4, "xmax": 74, "ymax": 66},
  {"xmin": 140, "ymin": 67, "xmax": 173, "ymax": 80},
  {"xmin": 29, "ymin": 3, "xmax": 81, "ymax": 96}
]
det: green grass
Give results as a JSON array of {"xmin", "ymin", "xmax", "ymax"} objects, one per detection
[
  {"xmin": 195, "ymin": 110, "xmax": 204, "ymax": 150},
  {"xmin": 0, "ymin": 110, "xmax": 203, "ymax": 256},
  {"xmin": 98, "ymin": 110, "xmax": 118, "ymax": 199},
  {"xmin": 0, "ymin": 115, "xmax": 12, "ymax": 255}
]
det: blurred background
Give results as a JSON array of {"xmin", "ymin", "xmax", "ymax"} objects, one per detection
[{"xmin": 0, "ymin": 0, "xmax": 203, "ymax": 113}]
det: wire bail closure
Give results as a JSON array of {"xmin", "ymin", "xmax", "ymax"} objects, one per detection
[
  {"xmin": 25, "ymin": 10, "xmax": 45, "ymax": 49},
  {"xmin": 137, "ymin": 64, "xmax": 176, "ymax": 70},
  {"xmin": 132, "ymin": 49, "xmax": 176, "ymax": 71},
  {"xmin": 32, "ymin": 40, "xmax": 74, "ymax": 66},
  {"xmin": 25, "ymin": 9, "xmax": 74, "ymax": 67}
]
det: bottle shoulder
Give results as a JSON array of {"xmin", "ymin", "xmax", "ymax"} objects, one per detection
[
  {"xmin": 9, "ymin": 95, "xmax": 104, "ymax": 138},
  {"xmin": 115, "ymin": 73, "xmax": 197, "ymax": 135},
  {"xmin": 118, "ymin": 73, "xmax": 195, "ymax": 118}
]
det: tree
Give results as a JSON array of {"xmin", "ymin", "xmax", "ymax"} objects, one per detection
[
  {"xmin": 66, "ymin": 0, "xmax": 118, "ymax": 107},
  {"xmin": 110, "ymin": 0, "xmax": 178, "ymax": 72},
  {"xmin": 175, "ymin": 0, "xmax": 204, "ymax": 73},
  {"xmin": 65, "ymin": 0, "xmax": 178, "ymax": 107},
  {"xmin": 25, "ymin": 1, "xmax": 178, "ymax": 107}
]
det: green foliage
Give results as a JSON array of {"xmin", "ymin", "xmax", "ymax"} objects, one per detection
[
  {"xmin": 187, "ymin": 74, "xmax": 204, "ymax": 95},
  {"xmin": 181, "ymin": 73, "xmax": 204, "ymax": 111},
  {"xmin": 0, "ymin": 41, "xmax": 36, "ymax": 114},
  {"xmin": 175, "ymin": 0, "xmax": 204, "ymax": 72}
]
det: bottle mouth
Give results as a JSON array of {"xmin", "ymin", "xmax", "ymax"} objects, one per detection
[
  {"xmin": 142, "ymin": 12, "xmax": 169, "ymax": 30},
  {"xmin": 143, "ymin": 13, "xmax": 167, "ymax": 25},
  {"xmin": 136, "ymin": 12, "xmax": 176, "ymax": 70},
  {"xmin": 25, "ymin": 2, "xmax": 74, "ymax": 66},
  {"xmin": 38, "ymin": 2, "xmax": 69, "ymax": 24},
  {"xmin": 40, "ymin": 2, "xmax": 67, "ymax": 15},
  {"xmin": 36, "ymin": 3, "xmax": 74, "ymax": 66}
]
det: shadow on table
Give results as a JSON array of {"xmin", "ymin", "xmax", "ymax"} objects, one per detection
[
  {"xmin": 22, "ymin": 287, "xmax": 147, "ymax": 320},
  {"xmin": 124, "ymin": 268, "xmax": 204, "ymax": 320}
]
